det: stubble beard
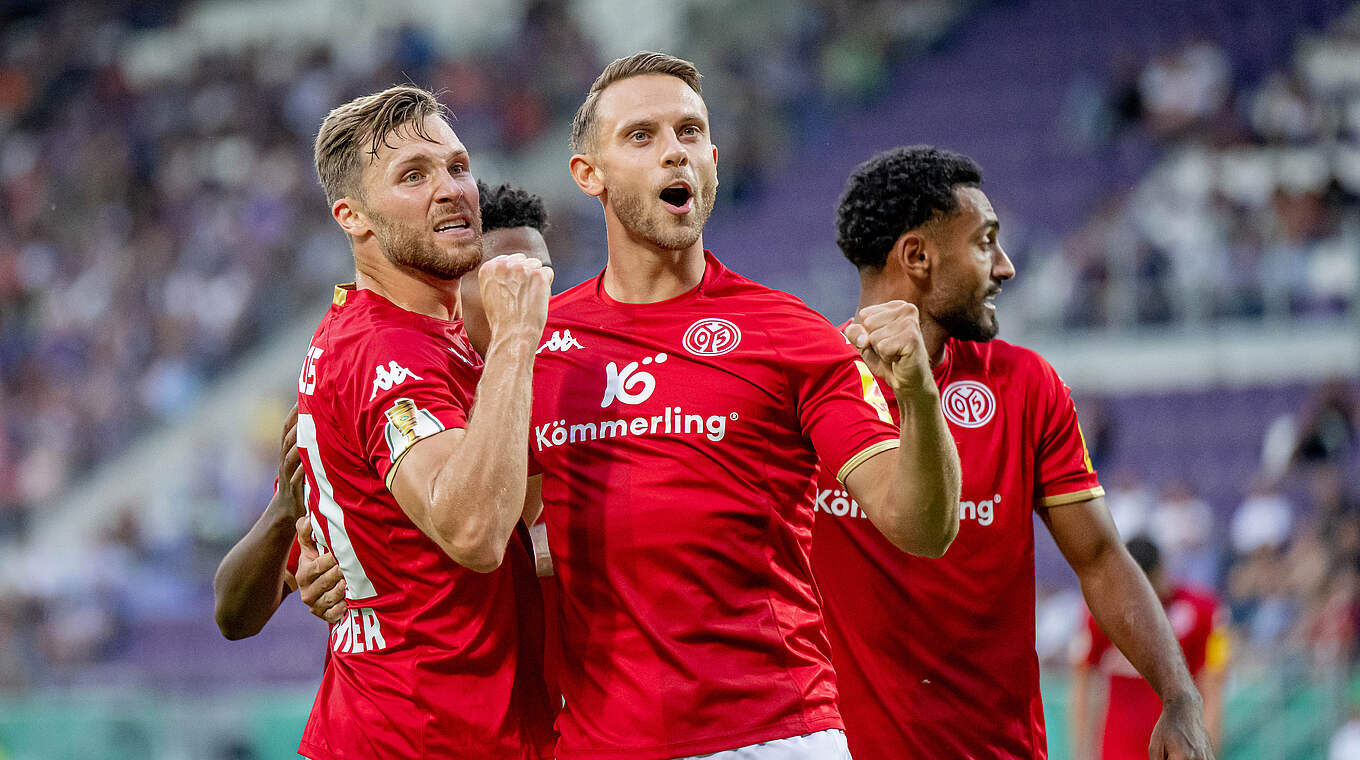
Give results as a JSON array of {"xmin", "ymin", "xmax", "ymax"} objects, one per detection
[
  {"xmin": 934, "ymin": 291, "xmax": 1000, "ymax": 343},
  {"xmin": 612, "ymin": 179, "xmax": 716, "ymax": 251},
  {"xmin": 371, "ymin": 211, "xmax": 481, "ymax": 281}
]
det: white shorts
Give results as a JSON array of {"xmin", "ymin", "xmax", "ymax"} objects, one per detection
[{"xmin": 672, "ymin": 729, "xmax": 853, "ymax": 760}]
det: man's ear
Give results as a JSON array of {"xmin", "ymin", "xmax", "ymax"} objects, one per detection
[
  {"xmin": 569, "ymin": 153, "xmax": 605, "ymax": 198},
  {"xmin": 333, "ymin": 197, "xmax": 370, "ymax": 238},
  {"xmin": 893, "ymin": 230, "xmax": 931, "ymax": 279}
]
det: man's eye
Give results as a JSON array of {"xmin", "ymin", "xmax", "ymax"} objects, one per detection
[
  {"xmin": 403, "ymin": 171, "xmax": 423, "ymax": 183},
  {"xmin": 630, "ymin": 131, "xmax": 647, "ymax": 142}
]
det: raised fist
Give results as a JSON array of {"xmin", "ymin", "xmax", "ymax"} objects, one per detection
[
  {"xmin": 844, "ymin": 300, "xmax": 933, "ymax": 397},
  {"xmin": 478, "ymin": 253, "xmax": 553, "ymax": 345}
]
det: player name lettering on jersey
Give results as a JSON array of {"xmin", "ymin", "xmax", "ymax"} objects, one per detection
[
  {"xmin": 535, "ymin": 407, "xmax": 736, "ymax": 451},
  {"xmin": 329, "ymin": 606, "xmax": 388, "ymax": 654}
]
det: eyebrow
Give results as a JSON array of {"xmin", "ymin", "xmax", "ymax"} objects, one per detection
[
  {"xmin": 975, "ymin": 219, "xmax": 1000, "ymax": 238},
  {"xmin": 616, "ymin": 112, "xmax": 707, "ymax": 137},
  {"xmin": 392, "ymin": 148, "xmax": 468, "ymax": 168}
]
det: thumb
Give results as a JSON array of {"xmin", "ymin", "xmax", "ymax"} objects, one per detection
[{"xmin": 296, "ymin": 515, "xmax": 317, "ymax": 552}]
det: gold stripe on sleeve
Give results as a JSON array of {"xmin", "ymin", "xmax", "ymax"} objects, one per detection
[
  {"xmin": 1039, "ymin": 486, "xmax": 1106, "ymax": 508},
  {"xmin": 836, "ymin": 439, "xmax": 901, "ymax": 484}
]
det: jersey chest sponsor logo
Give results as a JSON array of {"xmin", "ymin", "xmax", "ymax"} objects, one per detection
[
  {"xmin": 370, "ymin": 360, "xmax": 422, "ymax": 401},
  {"xmin": 538, "ymin": 329, "xmax": 584, "ymax": 354},
  {"xmin": 535, "ymin": 348, "xmax": 738, "ymax": 452},
  {"xmin": 682, "ymin": 318, "xmax": 741, "ymax": 356},
  {"xmin": 941, "ymin": 380, "xmax": 997, "ymax": 428},
  {"xmin": 602, "ymin": 352, "xmax": 665, "ymax": 406},
  {"xmin": 816, "ymin": 489, "xmax": 999, "ymax": 527}
]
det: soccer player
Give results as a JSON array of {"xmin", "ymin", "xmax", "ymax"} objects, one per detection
[
  {"xmin": 293, "ymin": 85, "xmax": 556, "ymax": 759},
  {"xmin": 1071, "ymin": 537, "xmax": 1227, "ymax": 760},
  {"xmin": 212, "ymin": 402, "xmax": 306, "ymax": 640},
  {"xmin": 813, "ymin": 146, "xmax": 1214, "ymax": 759},
  {"xmin": 212, "ymin": 182, "xmax": 553, "ymax": 638},
  {"xmin": 528, "ymin": 52, "xmax": 961, "ymax": 759}
]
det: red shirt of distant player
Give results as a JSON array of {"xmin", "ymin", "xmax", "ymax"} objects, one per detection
[
  {"xmin": 1076, "ymin": 587, "xmax": 1225, "ymax": 760},
  {"xmin": 529, "ymin": 252, "xmax": 900, "ymax": 760},
  {"xmin": 812, "ymin": 336, "xmax": 1104, "ymax": 759},
  {"xmin": 294, "ymin": 285, "xmax": 555, "ymax": 760}
]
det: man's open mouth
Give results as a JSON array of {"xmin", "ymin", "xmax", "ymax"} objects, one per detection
[{"xmin": 659, "ymin": 183, "xmax": 693, "ymax": 213}]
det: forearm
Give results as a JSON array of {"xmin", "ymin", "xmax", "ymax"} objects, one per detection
[
  {"xmin": 423, "ymin": 330, "xmax": 536, "ymax": 569},
  {"xmin": 1080, "ymin": 550, "xmax": 1199, "ymax": 705},
  {"xmin": 861, "ymin": 390, "xmax": 960, "ymax": 556},
  {"xmin": 213, "ymin": 495, "xmax": 297, "ymax": 639}
]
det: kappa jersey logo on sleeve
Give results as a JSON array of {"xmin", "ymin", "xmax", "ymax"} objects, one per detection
[{"xmin": 370, "ymin": 361, "xmax": 422, "ymax": 401}]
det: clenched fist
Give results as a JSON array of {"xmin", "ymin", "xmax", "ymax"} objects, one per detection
[
  {"xmin": 844, "ymin": 300, "xmax": 933, "ymax": 397},
  {"xmin": 478, "ymin": 253, "xmax": 553, "ymax": 348}
]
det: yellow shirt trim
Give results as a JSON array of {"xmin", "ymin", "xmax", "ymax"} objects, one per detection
[
  {"xmin": 1039, "ymin": 485, "xmax": 1106, "ymax": 508},
  {"xmin": 333, "ymin": 283, "xmax": 355, "ymax": 306},
  {"xmin": 836, "ymin": 439, "xmax": 901, "ymax": 484}
]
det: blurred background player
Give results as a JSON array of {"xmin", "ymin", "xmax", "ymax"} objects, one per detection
[
  {"xmin": 1070, "ymin": 536, "xmax": 1227, "ymax": 760},
  {"xmin": 812, "ymin": 146, "xmax": 1213, "ymax": 759},
  {"xmin": 212, "ymin": 182, "xmax": 554, "ymax": 637},
  {"xmin": 293, "ymin": 85, "xmax": 555, "ymax": 759},
  {"xmin": 524, "ymin": 52, "xmax": 960, "ymax": 760}
]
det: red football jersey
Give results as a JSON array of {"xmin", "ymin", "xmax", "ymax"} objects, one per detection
[
  {"xmin": 1077, "ymin": 586, "xmax": 1224, "ymax": 760},
  {"xmin": 529, "ymin": 252, "xmax": 900, "ymax": 760},
  {"xmin": 294, "ymin": 285, "xmax": 555, "ymax": 760},
  {"xmin": 812, "ymin": 335, "xmax": 1104, "ymax": 759}
]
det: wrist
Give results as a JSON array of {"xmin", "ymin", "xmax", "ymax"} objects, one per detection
[
  {"xmin": 1162, "ymin": 689, "xmax": 1204, "ymax": 709},
  {"xmin": 486, "ymin": 324, "xmax": 542, "ymax": 356}
]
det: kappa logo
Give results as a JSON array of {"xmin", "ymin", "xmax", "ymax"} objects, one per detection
[
  {"xmin": 601, "ymin": 352, "xmax": 667, "ymax": 407},
  {"xmin": 941, "ymin": 380, "xmax": 996, "ymax": 428},
  {"xmin": 370, "ymin": 361, "xmax": 422, "ymax": 401},
  {"xmin": 537, "ymin": 329, "xmax": 584, "ymax": 354},
  {"xmin": 682, "ymin": 318, "xmax": 741, "ymax": 356}
]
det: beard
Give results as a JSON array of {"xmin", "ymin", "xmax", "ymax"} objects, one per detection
[
  {"xmin": 935, "ymin": 296, "xmax": 1000, "ymax": 343},
  {"xmin": 611, "ymin": 176, "xmax": 716, "ymax": 251},
  {"xmin": 370, "ymin": 207, "xmax": 481, "ymax": 281}
]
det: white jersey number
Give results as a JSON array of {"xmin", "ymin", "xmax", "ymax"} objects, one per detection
[{"xmin": 296, "ymin": 412, "xmax": 377, "ymax": 599}]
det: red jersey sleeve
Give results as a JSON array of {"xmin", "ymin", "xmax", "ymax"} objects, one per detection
[
  {"xmin": 779, "ymin": 317, "xmax": 898, "ymax": 483},
  {"xmin": 342, "ymin": 336, "xmax": 473, "ymax": 491},
  {"xmin": 1029, "ymin": 353, "xmax": 1104, "ymax": 508}
]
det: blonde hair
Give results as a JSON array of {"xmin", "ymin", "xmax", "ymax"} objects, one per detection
[
  {"xmin": 569, "ymin": 52, "xmax": 702, "ymax": 154},
  {"xmin": 313, "ymin": 85, "xmax": 447, "ymax": 205}
]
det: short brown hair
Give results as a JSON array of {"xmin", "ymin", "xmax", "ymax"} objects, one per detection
[
  {"xmin": 569, "ymin": 52, "xmax": 702, "ymax": 154},
  {"xmin": 314, "ymin": 85, "xmax": 448, "ymax": 205}
]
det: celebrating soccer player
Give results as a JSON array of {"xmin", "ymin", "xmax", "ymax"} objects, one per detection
[
  {"xmin": 526, "ymin": 53, "xmax": 960, "ymax": 759},
  {"xmin": 1071, "ymin": 537, "xmax": 1227, "ymax": 760},
  {"xmin": 291, "ymin": 86, "xmax": 556, "ymax": 759},
  {"xmin": 813, "ymin": 146, "xmax": 1214, "ymax": 759},
  {"xmin": 212, "ymin": 181, "xmax": 553, "ymax": 641}
]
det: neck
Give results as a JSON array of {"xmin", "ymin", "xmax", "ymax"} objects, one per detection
[
  {"xmin": 354, "ymin": 246, "xmax": 461, "ymax": 321},
  {"xmin": 600, "ymin": 215, "xmax": 706, "ymax": 303},
  {"xmin": 858, "ymin": 270, "xmax": 949, "ymax": 366}
]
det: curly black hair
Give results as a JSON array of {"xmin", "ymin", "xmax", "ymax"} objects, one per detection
[
  {"xmin": 478, "ymin": 181, "xmax": 549, "ymax": 234},
  {"xmin": 836, "ymin": 146, "xmax": 982, "ymax": 270}
]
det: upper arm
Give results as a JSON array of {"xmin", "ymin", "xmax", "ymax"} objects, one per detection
[
  {"xmin": 386, "ymin": 426, "xmax": 468, "ymax": 537},
  {"xmin": 1039, "ymin": 495, "xmax": 1123, "ymax": 573}
]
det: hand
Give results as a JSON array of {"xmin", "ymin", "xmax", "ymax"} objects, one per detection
[
  {"xmin": 1149, "ymin": 697, "xmax": 1214, "ymax": 760},
  {"xmin": 295, "ymin": 515, "xmax": 347, "ymax": 626},
  {"xmin": 844, "ymin": 300, "xmax": 932, "ymax": 397},
  {"xmin": 278, "ymin": 403, "xmax": 306, "ymax": 521},
  {"xmin": 478, "ymin": 253, "xmax": 553, "ymax": 345}
]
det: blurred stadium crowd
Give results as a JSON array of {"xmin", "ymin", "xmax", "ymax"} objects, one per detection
[{"xmin": 0, "ymin": 0, "xmax": 1356, "ymax": 755}]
